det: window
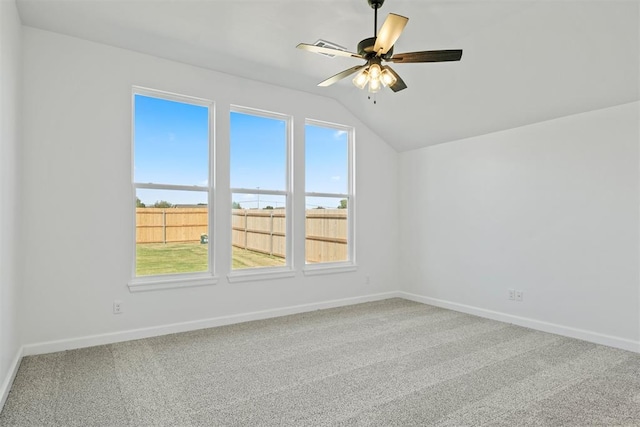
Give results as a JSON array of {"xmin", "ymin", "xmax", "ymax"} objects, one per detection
[
  {"xmin": 305, "ymin": 120, "xmax": 354, "ymax": 268},
  {"xmin": 229, "ymin": 107, "xmax": 292, "ymax": 277},
  {"xmin": 130, "ymin": 88, "xmax": 215, "ymax": 290}
]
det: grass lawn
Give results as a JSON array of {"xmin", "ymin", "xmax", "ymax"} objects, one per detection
[
  {"xmin": 232, "ymin": 247, "xmax": 285, "ymax": 269},
  {"xmin": 136, "ymin": 242, "xmax": 284, "ymax": 276}
]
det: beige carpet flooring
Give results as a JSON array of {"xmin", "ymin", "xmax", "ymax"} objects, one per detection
[{"xmin": 1, "ymin": 298, "xmax": 639, "ymax": 426}]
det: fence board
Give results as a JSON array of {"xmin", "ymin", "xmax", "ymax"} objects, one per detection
[
  {"xmin": 136, "ymin": 208, "xmax": 208, "ymax": 243},
  {"xmin": 304, "ymin": 209, "xmax": 348, "ymax": 263},
  {"xmin": 231, "ymin": 209, "xmax": 287, "ymax": 257},
  {"xmin": 137, "ymin": 207, "xmax": 347, "ymax": 263}
]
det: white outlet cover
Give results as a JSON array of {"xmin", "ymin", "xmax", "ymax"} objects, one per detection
[{"xmin": 113, "ymin": 300, "xmax": 123, "ymax": 314}]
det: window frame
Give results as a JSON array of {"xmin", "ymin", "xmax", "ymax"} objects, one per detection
[
  {"xmin": 303, "ymin": 119, "xmax": 356, "ymax": 275},
  {"xmin": 227, "ymin": 105, "xmax": 295, "ymax": 283},
  {"xmin": 128, "ymin": 86, "xmax": 218, "ymax": 292}
]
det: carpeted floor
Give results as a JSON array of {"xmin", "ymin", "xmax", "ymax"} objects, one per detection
[{"xmin": 1, "ymin": 298, "xmax": 639, "ymax": 426}]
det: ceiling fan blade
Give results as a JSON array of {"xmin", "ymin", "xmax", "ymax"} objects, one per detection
[
  {"xmin": 373, "ymin": 13, "xmax": 409, "ymax": 56},
  {"xmin": 389, "ymin": 49, "xmax": 463, "ymax": 63},
  {"xmin": 384, "ymin": 66, "xmax": 407, "ymax": 92},
  {"xmin": 297, "ymin": 43, "xmax": 363, "ymax": 59},
  {"xmin": 318, "ymin": 65, "xmax": 367, "ymax": 87}
]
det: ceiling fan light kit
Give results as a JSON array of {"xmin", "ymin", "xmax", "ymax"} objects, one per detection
[
  {"xmin": 297, "ymin": 0, "xmax": 462, "ymax": 94},
  {"xmin": 352, "ymin": 60, "xmax": 397, "ymax": 93}
]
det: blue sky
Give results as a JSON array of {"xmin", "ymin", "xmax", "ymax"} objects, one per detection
[
  {"xmin": 230, "ymin": 112, "xmax": 286, "ymax": 191},
  {"xmin": 135, "ymin": 95, "xmax": 348, "ymax": 209},
  {"xmin": 134, "ymin": 95, "xmax": 209, "ymax": 187}
]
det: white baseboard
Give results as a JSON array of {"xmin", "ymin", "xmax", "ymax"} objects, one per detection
[
  {"xmin": 23, "ymin": 291, "xmax": 401, "ymax": 356},
  {"xmin": 400, "ymin": 292, "xmax": 640, "ymax": 353},
  {"xmin": 0, "ymin": 346, "xmax": 23, "ymax": 412}
]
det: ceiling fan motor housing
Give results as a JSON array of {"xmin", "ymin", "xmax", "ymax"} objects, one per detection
[{"xmin": 357, "ymin": 37, "xmax": 393, "ymax": 59}]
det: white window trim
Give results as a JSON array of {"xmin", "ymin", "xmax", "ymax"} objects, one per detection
[
  {"xmin": 303, "ymin": 263, "xmax": 357, "ymax": 276},
  {"xmin": 128, "ymin": 273, "xmax": 218, "ymax": 292},
  {"xmin": 129, "ymin": 86, "xmax": 218, "ymax": 292},
  {"xmin": 227, "ymin": 105, "xmax": 294, "ymax": 282},
  {"xmin": 227, "ymin": 268, "xmax": 296, "ymax": 283},
  {"xmin": 303, "ymin": 119, "xmax": 356, "ymax": 273}
]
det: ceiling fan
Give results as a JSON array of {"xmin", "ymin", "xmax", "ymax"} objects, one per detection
[{"xmin": 296, "ymin": 0, "xmax": 462, "ymax": 93}]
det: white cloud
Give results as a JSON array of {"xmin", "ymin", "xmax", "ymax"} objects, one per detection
[
  {"xmin": 331, "ymin": 176, "xmax": 341, "ymax": 181},
  {"xmin": 333, "ymin": 130, "xmax": 347, "ymax": 139}
]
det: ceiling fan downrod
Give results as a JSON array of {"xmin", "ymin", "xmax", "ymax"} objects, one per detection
[{"xmin": 368, "ymin": 0, "xmax": 385, "ymax": 37}]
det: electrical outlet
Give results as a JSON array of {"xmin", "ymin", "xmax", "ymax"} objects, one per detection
[
  {"xmin": 508, "ymin": 289, "xmax": 515, "ymax": 301},
  {"xmin": 113, "ymin": 300, "xmax": 123, "ymax": 314},
  {"xmin": 365, "ymin": 276, "xmax": 370, "ymax": 285},
  {"xmin": 515, "ymin": 290, "xmax": 523, "ymax": 302}
]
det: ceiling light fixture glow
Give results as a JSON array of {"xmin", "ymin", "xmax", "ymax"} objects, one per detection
[
  {"xmin": 368, "ymin": 76, "xmax": 382, "ymax": 93},
  {"xmin": 380, "ymin": 68, "xmax": 397, "ymax": 87},
  {"xmin": 352, "ymin": 60, "xmax": 388, "ymax": 93},
  {"xmin": 352, "ymin": 69, "xmax": 369, "ymax": 89},
  {"xmin": 368, "ymin": 63, "xmax": 382, "ymax": 79}
]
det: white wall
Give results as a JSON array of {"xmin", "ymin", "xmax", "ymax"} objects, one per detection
[
  {"xmin": 0, "ymin": 0, "xmax": 23, "ymax": 406},
  {"xmin": 15, "ymin": 9, "xmax": 639, "ymax": 362},
  {"xmin": 19, "ymin": 27, "xmax": 400, "ymax": 349},
  {"xmin": 399, "ymin": 102, "xmax": 640, "ymax": 350}
]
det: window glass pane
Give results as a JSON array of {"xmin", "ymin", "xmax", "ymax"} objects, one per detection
[
  {"xmin": 136, "ymin": 189, "xmax": 208, "ymax": 276},
  {"xmin": 232, "ymin": 193, "xmax": 286, "ymax": 270},
  {"xmin": 230, "ymin": 111, "xmax": 286, "ymax": 191},
  {"xmin": 305, "ymin": 196, "xmax": 348, "ymax": 263},
  {"xmin": 134, "ymin": 94, "xmax": 209, "ymax": 186},
  {"xmin": 305, "ymin": 124, "xmax": 348, "ymax": 194}
]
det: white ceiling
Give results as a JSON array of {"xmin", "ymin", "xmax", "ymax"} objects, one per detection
[{"xmin": 16, "ymin": 0, "xmax": 639, "ymax": 152}]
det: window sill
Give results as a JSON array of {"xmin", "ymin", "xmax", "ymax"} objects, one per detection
[
  {"xmin": 227, "ymin": 267, "xmax": 296, "ymax": 283},
  {"xmin": 128, "ymin": 273, "xmax": 219, "ymax": 292},
  {"xmin": 303, "ymin": 263, "xmax": 357, "ymax": 276}
]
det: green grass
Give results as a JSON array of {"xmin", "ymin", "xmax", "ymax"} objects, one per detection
[
  {"xmin": 136, "ymin": 242, "xmax": 284, "ymax": 276},
  {"xmin": 136, "ymin": 242, "xmax": 208, "ymax": 276},
  {"xmin": 232, "ymin": 247, "xmax": 285, "ymax": 269}
]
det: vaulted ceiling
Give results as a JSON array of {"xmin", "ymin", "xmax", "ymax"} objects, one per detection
[{"xmin": 16, "ymin": 0, "xmax": 639, "ymax": 152}]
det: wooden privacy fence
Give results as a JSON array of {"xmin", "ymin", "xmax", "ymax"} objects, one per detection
[
  {"xmin": 231, "ymin": 209, "xmax": 286, "ymax": 258},
  {"xmin": 231, "ymin": 209, "xmax": 348, "ymax": 262},
  {"xmin": 137, "ymin": 207, "xmax": 348, "ymax": 263},
  {"xmin": 304, "ymin": 209, "xmax": 348, "ymax": 263},
  {"xmin": 136, "ymin": 208, "xmax": 208, "ymax": 244}
]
